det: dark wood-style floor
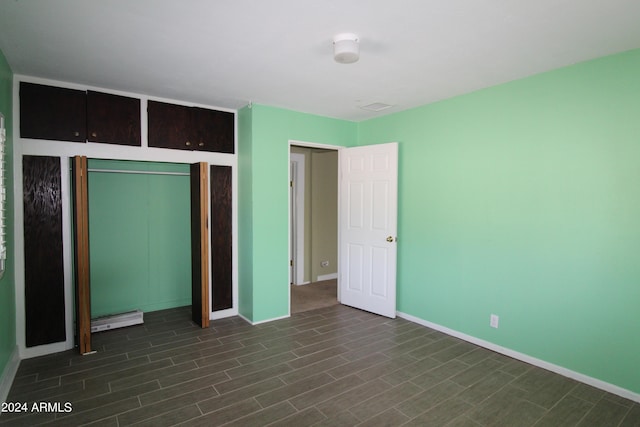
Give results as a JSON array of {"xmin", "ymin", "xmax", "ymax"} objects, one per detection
[{"xmin": 2, "ymin": 305, "xmax": 639, "ymax": 426}]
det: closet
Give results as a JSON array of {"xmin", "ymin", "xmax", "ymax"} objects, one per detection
[
  {"xmin": 87, "ymin": 160, "xmax": 192, "ymax": 318},
  {"xmin": 19, "ymin": 79, "xmax": 235, "ymax": 354}
]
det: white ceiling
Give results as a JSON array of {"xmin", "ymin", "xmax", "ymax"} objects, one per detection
[{"xmin": 1, "ymin": 0, "xmax": 639, "ymax": 122}]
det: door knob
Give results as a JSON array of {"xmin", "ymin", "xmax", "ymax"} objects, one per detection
[{"xmin": 386, "ymin": 236, "xmax": 394, "ymax": 242}]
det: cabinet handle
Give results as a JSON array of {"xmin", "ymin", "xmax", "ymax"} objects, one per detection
[
  {"xmin": 198, "ymin": 142, "xmax": 204, "ymax": 147},
  {"xmin": 91, "ymin": 132, "xmax": 97, "ymax": 138},
  {"xmin": 74, "ymin": 131, "xmax": 80, "ymax": 137},
  {"xmin": 185, "ymin": 141, "xmax": 191, "ymax": 147}
]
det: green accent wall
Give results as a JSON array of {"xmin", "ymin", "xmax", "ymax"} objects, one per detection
[
  {"xmin": 0, "ymin": 49, "xmax": 15, "ymax": 376},
  {"xmin": 238, "ymin": 106, "xmax": 254, "ymax": 319},
  {"xmin": 88, "ymin": 159, "xmax": 191, "ymax": 317},
  {"xmin": 358, "ymin": 48, "xmax": 640, "ymax": 394},
  {"xmin": 238, "ymin": 105, "xmax": 356, "ymax": 322}
]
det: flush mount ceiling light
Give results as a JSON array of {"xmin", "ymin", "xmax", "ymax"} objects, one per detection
[{"xmin": 333, "ymin": 33, "xmax": 360, "ymax": 64}]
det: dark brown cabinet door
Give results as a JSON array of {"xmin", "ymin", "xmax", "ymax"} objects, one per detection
[
  {"xmin": 148, "ymin": 100, "xmax": 235, "ymax": 153},
  {"xmin": 192, "ymin": 107, "xmax": 234, "ymax": 153},
  {"xmin": 148, "ymin": 100, "xmax": 192, "ymax": 150},
  {"xmin": 87, "ymin": 91, "xmax": 141, "ymax": 146},
  {"xmin": 20, "ymin": 82, "xmax": 87, "ymax": 142}
]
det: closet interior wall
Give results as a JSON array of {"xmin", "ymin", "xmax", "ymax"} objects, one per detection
[{"xmin": 87, "ymin": 160, "xmax": 192, "ymax": 318}]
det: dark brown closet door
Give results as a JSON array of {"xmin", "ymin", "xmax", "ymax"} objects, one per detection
[
  {"xmin": 23, "ymin": 156, "xmax": 66, "ymax": 347},
  {"xmin": 210, "ymin": 165, "xmax": 232, "ymax": 311},
  {"xmin": 72, "ymin": 156, "xmax": 92, "ymax": 354},
  {"xmin": 87, "ymin": 91, "xmax": 141, "ymax": 146},
  {"xmin": 190, "ymin": 162, "xmax": 210, "ymax": 327}
]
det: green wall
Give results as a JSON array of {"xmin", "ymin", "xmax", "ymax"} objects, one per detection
[
  {"xmin": 238, "ymin": 106, "xmax": 254, "ymax": 319},
  {"xmin": 0, "ymin": 49, "xmax": 15, "ymax": 377},
  {"xmin": 238, "ymin": 105, "xmax": 356, "ymax": 322},
  {"xmin": 358, "ymin": 48, "xmax": 640, "ymax": 394},
  {"xmin": 88, "ymin": 160, "xmax": 191, "ymax": 317}
]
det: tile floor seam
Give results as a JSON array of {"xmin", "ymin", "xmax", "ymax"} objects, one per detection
[
  {"xmin": 615, "ymin": 406, "xmax": 632, "ymax": 427},
  {"xmin": 254, "ymin": 376, "xmax": 334, "ymax": 409},
  {"xmin": 572, "ymin": 405, "xmax": 596, "ymax": 427}
]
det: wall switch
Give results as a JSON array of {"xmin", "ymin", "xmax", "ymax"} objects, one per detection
[
  {"xmin": 490, "ymin": 314, "xmax": 499, "ymax": 328},
  {"xmin": 320, "ymin": 261, "xmax": 329, "ymax": 268}
]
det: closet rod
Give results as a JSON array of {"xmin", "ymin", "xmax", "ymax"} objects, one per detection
[{"xmin": 86, "ymin": 168, "xmax": 190, "ymax": 176}]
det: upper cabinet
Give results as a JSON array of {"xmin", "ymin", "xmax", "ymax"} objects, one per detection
[
  {"xmin": 20, "ymin": 82, "xmax": 87, "ymax": 142},
  {"xmin": 20, "ymin": 82, "xmax": 141, "ymax": 146},
  {"xmin": 86, "ymin": 91, "xmax": 141, "ymax": 146},
  {"xmin": 19, "ymin": 82, "xmax": 235, "ymax": 153},
  {"xmin": 148, "ymin": 100, "xmax": 234, "ymax": 154}
]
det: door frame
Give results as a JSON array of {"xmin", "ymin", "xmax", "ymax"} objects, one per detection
[
  {"xmin": 290, "ymin": 152, "xmax": 306, "ymax": 285},
  {"xmin": 288, "ymin": 140, "xmax": 343, "ymax": 314}
]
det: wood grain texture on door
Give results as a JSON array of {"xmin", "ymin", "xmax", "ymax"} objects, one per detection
[
  {"xmin": 210, "ymin": 165, "xmax": 232, "ymax": 311},
  {"xmin": 190, "ymin": 163, "xmax": 210, "ymax": 327},
  {"xmin": 87, "ymin": 91, "xmax": 141, "ymax": 146},
  {"xmin": 23, "ymin": 155, "xmax": 66, "ymax": 347},
  {"xmin": 72, "ymin": 156, "xmax": 92, "ymax": 354},
  {"xmin": 20, "ymin": 82, "xmax": 87, "ymax": 142}
]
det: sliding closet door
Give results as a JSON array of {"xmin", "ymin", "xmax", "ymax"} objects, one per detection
[
  {"xmin": 23, "ymin": 156, "xmax": 66, "ymax": 347},
  {"xmin": 72, "ymin": 156, "xmax": 91, "ymax": 354},
  {"xmin": 190, "ymin": 162, "xmax": 210, "ymax": 327}
]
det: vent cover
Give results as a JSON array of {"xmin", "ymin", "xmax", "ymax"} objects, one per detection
[{"xmin": 360, "ymin": 102, "xmax": 393, "ymax": 112}]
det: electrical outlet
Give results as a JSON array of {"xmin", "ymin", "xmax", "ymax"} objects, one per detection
[
  {"xmin": 490, "ymin": 314, "xmax": 499, "ymax": 329},
  {"xmin": 320, "ymin": 261, "xmax": 329, "ymax": 268}
]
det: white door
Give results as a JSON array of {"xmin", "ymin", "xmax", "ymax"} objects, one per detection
[{"xmin": 339, "ymin": 142, "xmax": 398, "ymax": 318}]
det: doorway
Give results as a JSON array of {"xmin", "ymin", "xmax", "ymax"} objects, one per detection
[
  {"xmin": 289, "ymin": 144, "xmax": 338, "ymax": 313},
  {"xmin": 288, "ymin": 141, "xmax": 399, "ymax": 318}
]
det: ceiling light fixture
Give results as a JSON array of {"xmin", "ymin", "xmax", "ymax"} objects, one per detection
[{"xmin": 333, "ymin": 33, "xmax": 360, "ymax": 64}]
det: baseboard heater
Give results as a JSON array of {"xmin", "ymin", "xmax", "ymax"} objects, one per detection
[{"xmin": 90, "ymin": 310, "xmax": 144, "ymax": 333}]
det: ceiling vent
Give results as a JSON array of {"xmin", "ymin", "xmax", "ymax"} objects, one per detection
[{"xmin": 359, "ymin": 102, "xmax": 393, "ymax": 112}]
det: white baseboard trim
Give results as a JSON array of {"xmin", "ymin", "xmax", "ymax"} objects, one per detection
[
  {"xmin": 237, "ymin": 313, "xmax": 252, "ymax": 325},
  {"xmin": 292, "ymin": 281, "xmax": 311, "ymax": 286},
  {"xmin": 397, "ymin": 311, "xmax": 640, "ymax": 404},
  {"xmin": 0, "ymin": 347, "xmax": 20, "ymax": 404},
  {"xmin": 19, "ymin": 340, "xmax": 74, "ymax": 359},
  {"xmin": 210, "ymin": 308, "xmax": 238, "ymax": 321},
  {"xmin": 238, "ymin": 313, "xmax": 290, "ymax": 326},
  {"xmin": 317, "ymin": 273, "xmax": 338, "ymax": 281}
]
